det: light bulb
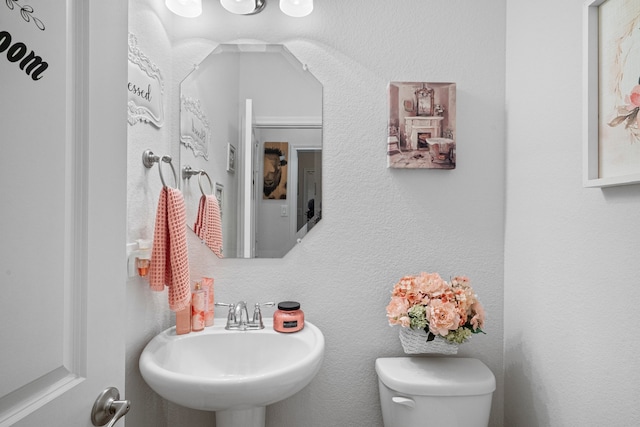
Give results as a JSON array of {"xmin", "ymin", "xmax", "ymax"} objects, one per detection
[
  {"xmin": 165, "ymin": 0, "xmax": 202, "ymax": 17},
  {"xmin": 220, "ymin": 0, "xmax": 262, "ymax": 15},
  {"xmin": 279, "ymin": 0, "xmax": 313, "ymax": 17}
]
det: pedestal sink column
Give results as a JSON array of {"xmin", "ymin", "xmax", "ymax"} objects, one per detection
[{"xmin": 216, "ymin": 407, "xmax": 266, "ymax": 427}]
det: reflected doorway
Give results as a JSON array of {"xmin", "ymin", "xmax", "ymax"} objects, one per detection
[{"xmin": 297, "ymin": 150, "xmax": 322, "ymax": 235}]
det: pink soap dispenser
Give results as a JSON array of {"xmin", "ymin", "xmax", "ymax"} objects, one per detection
[
  {"xmin": 191, "ymin": 282, "xmax": 206, "ymax": 332},
  {"xmin": 202, "ymin": 277, "xmax": 214, "ymax": 327}
]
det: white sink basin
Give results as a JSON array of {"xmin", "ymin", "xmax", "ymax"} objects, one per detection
[{"xmin": 139, "ymin": 318, "xmax": 324, "ymax": 426}]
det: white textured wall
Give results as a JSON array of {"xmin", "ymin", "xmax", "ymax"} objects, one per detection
[
  {"xmin": 127, "ymin": 1, "xmax": 506, "ymax": 426},
  {"xmin": 505, "ymin": 0, "xmax": 640, "ymax": 425}
]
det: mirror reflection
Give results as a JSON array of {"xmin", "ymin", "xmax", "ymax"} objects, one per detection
[{"xmin": 179, "ymin": 44, "xmax": 322, "ymax": 258}]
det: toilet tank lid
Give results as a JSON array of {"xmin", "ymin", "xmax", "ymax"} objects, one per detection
[{"xmin": 375, "ymin": 357, "xmax": 496, "ymax": 396}]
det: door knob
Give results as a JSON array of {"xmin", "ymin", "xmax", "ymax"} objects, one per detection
[{"xmin": 91, "ymin": 387, "xmax": 130, "ymax": 427}]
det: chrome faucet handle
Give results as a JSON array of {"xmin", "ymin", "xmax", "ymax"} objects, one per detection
[
  {"xmin": 257, "ymin": 302, "xmax": 276, "ymax": 307},
  {"xmin": 214, "ymin": 302, "xmax": 233, "ymax": 308},
  {"xmin": 251, "ymin": 302, "xmax": 275, "ymax": 328},
  {"xmin": 253, "ymin": 302, "xmax": 275, "ymax": 313},
  {"xmin": 215, "ymin": 302, "xmax": 236, "ymax": 326}
]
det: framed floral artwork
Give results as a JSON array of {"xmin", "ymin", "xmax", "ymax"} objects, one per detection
[{"xmin": 584, "ymin": 0, "xmax": 640, "ymax": 187}]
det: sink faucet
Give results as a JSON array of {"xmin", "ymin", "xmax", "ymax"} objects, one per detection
[
  {"xmin": 234, "ymin": 301, "xmax": 250, "ymax": 328},
  {"xmin": 215, "ymin": 301, "xmax": 274, "ymax": 330}
]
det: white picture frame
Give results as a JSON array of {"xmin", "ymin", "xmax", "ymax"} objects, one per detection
[
  {"xmin": 215, "ymin": 182, "xmax": 224, "ymax": 215},
  {"xmin": 227, "ymin": 143, "xmax": 236, "ymax": 173},
  {"xmin": 583, "ymin": 0, "xmax": 640, "ymax": 187}
]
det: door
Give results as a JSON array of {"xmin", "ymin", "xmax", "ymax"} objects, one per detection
[
  {"xmin": 240, "ymin": 99, "xmax": 256, "ymax": 258},
  {"xmin": 0, "ymin": 1, "xmax": 127, "ymax": 426}
]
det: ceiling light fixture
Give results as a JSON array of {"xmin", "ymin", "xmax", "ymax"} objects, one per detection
[
  {"xmin": 166, "ymin": 0, "xmax": 313, "ymax": 18},
  {"xmin": 279, "ymin": 0, "xmax": 313, "ymax": 17},
  {"xmin": 220, "ymin": 0, "xmax": 266, "ymax": 15},
  {"xmin": 165, "ymin": 0, "xmax": 202, "ymax": 17}
]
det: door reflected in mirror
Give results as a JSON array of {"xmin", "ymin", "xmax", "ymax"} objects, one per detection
[{"xmin": 179, "ymin": 44, "xmax": 322, "ymax": 258}]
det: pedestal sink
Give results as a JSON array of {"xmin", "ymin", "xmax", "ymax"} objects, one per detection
[{"xmin": 139, "ymin": 318, "xmax": 324, "ymax": 427}]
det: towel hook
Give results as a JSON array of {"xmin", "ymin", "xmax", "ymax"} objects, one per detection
[{"xmin": 142, "ymin": 149, "xmax": 178, "ymax": 188}]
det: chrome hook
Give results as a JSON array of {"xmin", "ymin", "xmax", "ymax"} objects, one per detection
[
  {"xmin": 142, "ymin": 149, "xmax": 171, "ymax": 168},
  {"xmin": 183, "ymin": 165, "xmax": 213, "ymax": 196},
  {"xmin": 182, "ymin": 164, "xmax": 201, "ymax": 180},
  {"xmin": 142, "ymin": 150, "xmax": 177, "ymax": 188}
]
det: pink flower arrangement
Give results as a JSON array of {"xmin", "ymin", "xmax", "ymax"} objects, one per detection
[{"xmin": 386, "ymin": 272, "xmax": 486, "ymax": 344}]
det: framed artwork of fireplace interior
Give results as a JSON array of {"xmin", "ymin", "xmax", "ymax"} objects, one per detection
[{"xmin": 387, "ymin": 82, "xmax": 456, "ymax": 169}]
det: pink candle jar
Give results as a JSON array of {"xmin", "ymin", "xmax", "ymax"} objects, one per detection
[{"xmin": 273, "ymin": 301, "xmax": 304, "ymax": 333}]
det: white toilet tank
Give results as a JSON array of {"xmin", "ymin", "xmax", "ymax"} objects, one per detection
[{"xmin": 376, "ymin": 357, "xmax": 495, "ymax": 427}]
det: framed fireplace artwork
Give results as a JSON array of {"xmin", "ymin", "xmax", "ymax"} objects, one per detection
[
  {"xmin": 584, "ymin": 0, "xmax": 640, "ymax": 187},
  {"xmin": 387, "ymin": 82, "xmax": 456, "ymax": 169}
]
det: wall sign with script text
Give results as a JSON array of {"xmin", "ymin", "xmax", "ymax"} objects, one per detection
[
  {"xmin": 180, "ymin": 95, "xmax": 210, "ymax": 160},
  {"xmin": 127, "ymin": 33, "xmax": 164, "ymax": 127}
]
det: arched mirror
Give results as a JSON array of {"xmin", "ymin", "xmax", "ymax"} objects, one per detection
[{"xmin": 179, "ymin": 44, "xmax": 322, "ymax": 258}]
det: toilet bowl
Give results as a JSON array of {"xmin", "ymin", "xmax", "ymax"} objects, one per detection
[{"xmin": 375, "ymin": 357, "xmax": 495, "ymax": 427}]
